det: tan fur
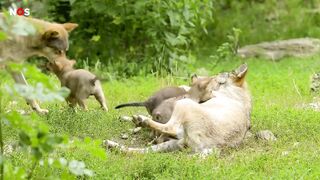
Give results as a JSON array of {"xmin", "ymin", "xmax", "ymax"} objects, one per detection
[
  {"xmin": 105, "ymin": 64, "xmax": 252, "ymax": 156},
  {"xmin": 0, "ymin": 13, "xmax": 78, "ymax": 113},
  {"xmin": 47, "ymin": 56, "xmax": 108, "ymax": 111}
]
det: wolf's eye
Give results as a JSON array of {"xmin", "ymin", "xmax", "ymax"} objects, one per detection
[{"xmin": 54, "ymin": 49, "xmax": 63, "ymax": 55}]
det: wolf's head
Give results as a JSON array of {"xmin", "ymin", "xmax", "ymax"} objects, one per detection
[
  {"xmin": 46, "ymin": 56, "xmax": 76, "ymax": 75},
  {"xmin": 41, "ymin": 22, "xmax": 78, "ymax": 59},
  {"xmin": 187, "ymin": 64, "xmax": 248, "ymax": 103}
]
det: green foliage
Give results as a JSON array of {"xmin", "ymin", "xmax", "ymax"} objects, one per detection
[
  {"xmin": 72, "ymin": 138, "xmax": 106, "ymax": 160},
  {"xmin": 1, "ymin": 56, "xmax": 319, "ymax": 179},
  {"xmin": 67, "ymin": 0, "xmax": 213, "ymax": 76},
  {"xmin": 227, "ymin": 27, "xmax": 241, "ymax": 54},
  {"xmin": 0, "ymin": 11, "xmax": 36, "ymax": 36},
  {"xmin": 0, "ymin": 15, "xmax": 96, "ymax": 179},
  {"xmin": 0, "ymin": 65, "xmax": 97, "ymax": 178},
  {"xmin": 5, "ymin": 63, "xmax": 70, "ymax": 102},
  {"xmin": 2, "ymin": 0, "xmax": 320, "ymax": 179},
  {"xmin": 0, "ymin": 64, "xmax": 97, "ymax": 179},
  {"xmin": 0, "ymin": 32, "xmax": 7, "ymax": 41},
  {"xmin": 208, "ymin": 27, "xmax": 241, "ymax": 68},
  {"xmin": 205, "ymin": 0, "xmax": 320, "ymax": 49}
]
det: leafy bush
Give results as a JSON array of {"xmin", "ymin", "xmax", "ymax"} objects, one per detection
[
  {"xmin": 0, "ymin": 12, "xmax": 102, "ymax": 179},
  {"xmin": 67, "ymin": 0, "xmax": 214, "ymax": 76}
]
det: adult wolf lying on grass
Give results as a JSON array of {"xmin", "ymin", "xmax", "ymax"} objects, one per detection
[
  {"xmin": 0, "ymin": 13, "xmax": 77, "ymax": 114},
  {"xmin": 105, "ymin": 64, "xmax": 251, "ymax": 155},
  {"xmin": 116, "ymin": 86, "xmax": 189, "ymax": 143}
]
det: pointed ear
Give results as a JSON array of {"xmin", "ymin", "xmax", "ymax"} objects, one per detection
[
  {"xmin": 62, "ymin": 23, "xmax": 78, "ymax": 32},
  {"xmin": 232, "ymin": 64, "xmax": 248, "ymax": 86},
  {"xmin": 198, "ymin": 78, "xmax": 212, "ymax": 89},
  {"xmin": 54, "ymin": 61, "xmax": 63, "ymax": 71},
  {"xmin": 42, "ymin": 30, "xmax": 59, "ymax": 40},
  {"xmin": 191, "ymin": 74, "xmax": 198, "ymax": 84}
]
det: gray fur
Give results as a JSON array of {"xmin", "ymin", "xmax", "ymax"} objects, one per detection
[{"xmin": 115, "ymin": 87, "xmax": 187, "ymax": 117}]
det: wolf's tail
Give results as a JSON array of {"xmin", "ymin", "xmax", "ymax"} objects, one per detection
[
  {"xmin": 90, "ymin": 77, "xmax": 99, "ymax": 86},
  {"xmin": 115, "ymin": 102, "xmax": 146, "ymax": 109}
]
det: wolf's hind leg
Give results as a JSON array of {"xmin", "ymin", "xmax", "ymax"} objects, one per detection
[
  {"xmin": 94, "ymin": 89, "xmax": 108, "ymax": 111},
  {"xmin": 132, "ymin": 115, "xmax": 180, "ymax": 138},
  {"xmin": 104, "ymin": 139, "xmax": 184, "ymax": 153},
  {"xmin": 77, "ymin": 99, "xmax": 88, "ymax": 110},
  {"xmin": 66, "ymin": 96, "xmax": 77, "ymax": 108}
]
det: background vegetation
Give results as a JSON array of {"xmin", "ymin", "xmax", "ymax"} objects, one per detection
[
  {"xmin": 2, "ymin": 0, "xmax": 320, "ymax": 77},
  {"xmin": 1, "ymin": 57, "xmax": 320, "ymax": 179},
  {"xmin": 38, "ymin": 0, "xmax": 320, "ymax": 77},
  {"xmin": 1, "ymin": 0, "xmax": 320, "ymax": 179}
]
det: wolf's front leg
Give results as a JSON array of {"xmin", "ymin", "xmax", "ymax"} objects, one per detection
[
  {"xmin": 66, "ymin": 96, "xmax": 77, "ymax": 108},
  {"xmin": 8, "ymin": 70, "xmax": 49, "ymax": 114},
  {"xmin": 132, "ymin": 115, "xmax": 180, "ymax": 138},
  {"xmin": 104, "ymin": 139, "xmax": 184, "ymax": 153}
]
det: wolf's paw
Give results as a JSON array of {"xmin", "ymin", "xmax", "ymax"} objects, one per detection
[
  {"xmin": 256, "ymin": 130, "xmax": 277, "ymax": 141},
  {"xmin": 103, "ymin": 140, "xmax": 120, "ymax": 149},
  {"xmin": 103, "ymin": 140, "xmax": 127, "ymax": 152},
  {"xmin": 30, "ymin": 102, "xmax": 49, "ymax": 114},
  {"xmin": 35, "ymin": 108, "xmax": 49, "ymax": 115},
  {"xmin": 132, "ymin": 115, "xmax": 149, "ymax": 127},
  {"xmin": 102, "ymin": 106, "xmax": 109, "ymax": 111},
  {"xmin": 119, "ymin": 116, "xmax": 133, "ymax": 122}
]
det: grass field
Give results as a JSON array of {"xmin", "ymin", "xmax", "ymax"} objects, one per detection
[{"xmin": 1, "ymin": 56, "xmax": 320, "ymax": 179}]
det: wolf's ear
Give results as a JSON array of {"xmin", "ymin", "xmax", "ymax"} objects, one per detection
[
  {"xmin": 42, "ymin": 30, "xmax": 59, "ymax": 40},
  {"xmin": 191, "ymin": 74, "xmax": 198, "ymax": 84},
  {"xmin": 198, "ymin": 78, "xmax": 212, "ymax": 89},
  {"xmin": 54, "ymin": 61, "xmax": 63, "ymax": 70},
  {"xmin": 62, "ymin": 23, "xmax": 78, "ymax": 32},
  {"xmin": 232, "ymin": 64, "xmax": 248, "ymax": 86}
]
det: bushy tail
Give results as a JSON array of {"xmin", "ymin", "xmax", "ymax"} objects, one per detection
[
  {"xmin": 90, "ymin": 77, "xmax": 99, "ymax": 86},
  {"xmin": 115, "ymin": 102, "xmax": 145, "ymax": 109}
]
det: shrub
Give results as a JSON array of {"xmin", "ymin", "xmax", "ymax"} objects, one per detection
[{"xmin": 67, "ymin": 0, "xmax": 214, "ymax": 76}]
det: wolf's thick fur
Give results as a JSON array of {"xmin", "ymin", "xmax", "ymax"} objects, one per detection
[
  {"xmin": 105, "ymin": 64, "xmax": 252, "ymax": 155},
  {"xmin": 116, "ymin": 86, "xmax": 188, "ymax": 144},
  {"xmin": 47, "ymin": 57, "xmax": 108, "ymax": 111},
  {"xmin": 0, "ymin": 13, "xmax": 77, "ymax": 113}
]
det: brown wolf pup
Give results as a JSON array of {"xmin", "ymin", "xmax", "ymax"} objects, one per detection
[
  {"xmin": 0, "ymin": 13, "xmax": 78, "ymax": 114},
  {"xmin": 47, "ymin": 57, "xmax": 108, "ymax": 111},
  {"xmin": 105, "ymin": 64, "xmax": 251, "ymax": 156}
]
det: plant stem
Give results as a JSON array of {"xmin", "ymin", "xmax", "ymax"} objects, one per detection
[
  {"xmin": 0, "ymin": 93, "xmax": 4, "ymax": 180},
  {"xmin": 27, "ymin": 160, "xmax": 37, "ymax": 180}
]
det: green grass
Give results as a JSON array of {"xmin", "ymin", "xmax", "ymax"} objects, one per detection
[
  {"xmin": 1, "ymin": 56, "xmax": 320, "ymax": 179},
  {"xmin": 199, "ymin": 0, "xmax": 320, "ymax": 56}
]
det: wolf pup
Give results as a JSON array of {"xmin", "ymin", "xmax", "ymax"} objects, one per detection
[
  {"xmin": 0, "ymin": 13, "xmax": 78, "ymax": 114},
  {"xmin": 47, "ymin": 56, "xmax": 108, "ymax": 111},
  {"xmin": 105, "ymin": 64, "xmax": 251, "ymax": 156},
  {"xmin": 115, "ymin": 86, "xmax": 188, "ymax": 121}
]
